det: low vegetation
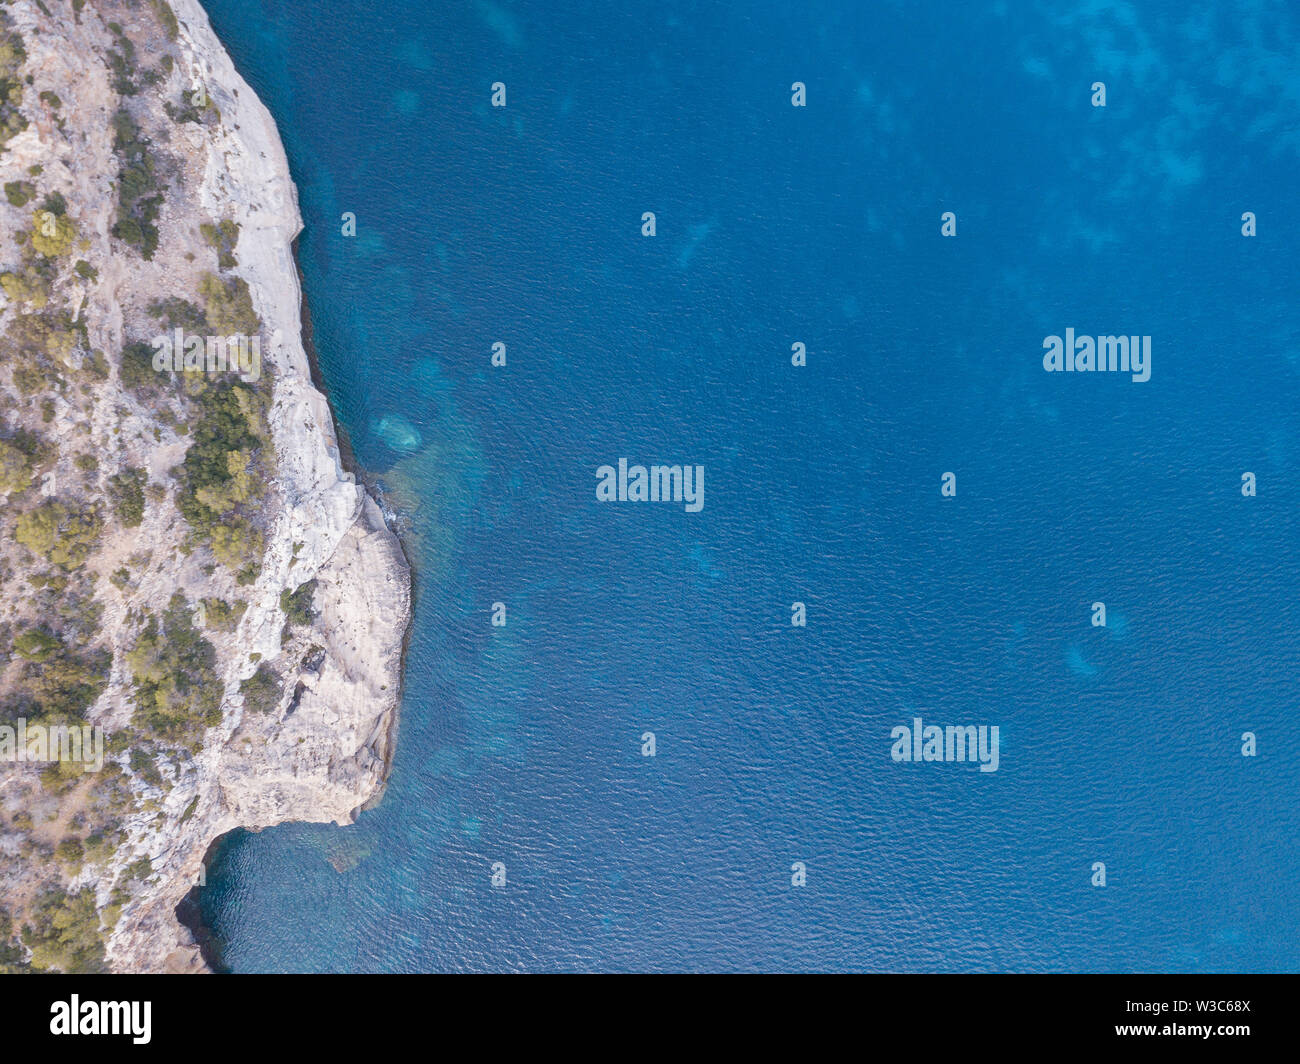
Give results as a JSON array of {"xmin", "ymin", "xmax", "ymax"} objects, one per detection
[
  {"xmin": 0, "ymin": 17, "xmax": 28, "ymax": 151},
  {"xmin": 200, "ymin": 219, "xmax": 240, "ymax": 269},
  {"xmin": 110, "ymin": 109, "xmax": 163, "ymax": 260},
  {"xmin": 5, "ymin": 625, "xmax": 111, "ymax": 724},
  {"xmin": 280, "ymin": 580, "xmax": 317, "ymax": 627},
  {"xmin": 14, "ymin": 499, "xmax": 104, "ymax": 570},
  {"xmin": 124, "ymin": 593, "xmax": 222, "ymax": 749},
  {"xmin": 240, "ymin": 661, "xmax": 282, "ymax": 714},
  {"xmin": 107, "ymin": 466, "xmax": 147, "ymax": 527},
  {"xmin": 21, "ymin": 889, "xmax": 106, "ymax": 973}
]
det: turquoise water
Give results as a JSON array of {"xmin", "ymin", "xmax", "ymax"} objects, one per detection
[{"xmin": 196, "ymin": 0, "xmax": 1300, "ymax": 971}]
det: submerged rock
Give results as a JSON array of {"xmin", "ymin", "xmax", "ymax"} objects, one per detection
[{"xmin": 374, "ymin": 413, "xmax": 424, "ymax": 453}]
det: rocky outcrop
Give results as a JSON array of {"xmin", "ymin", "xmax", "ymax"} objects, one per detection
[
  {"xmin": 0, "ymin": 0, "xmax": 407, "ymax": 973},
  {"xmin": 99, "ymin": 0, "xmax": 410, "ymax": 973}
]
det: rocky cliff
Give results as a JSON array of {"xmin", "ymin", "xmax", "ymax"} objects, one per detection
[{"xmin": 0, "ymin": 0, "xmax": 410, "ymax": 973}]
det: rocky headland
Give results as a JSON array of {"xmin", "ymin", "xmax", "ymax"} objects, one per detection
[{"xmin": 0, "ymin": 0, "xmax": 409, "ymax": 973}]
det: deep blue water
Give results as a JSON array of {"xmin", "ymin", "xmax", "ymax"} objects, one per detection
[{"xmin": 196, "ymin": 0, "xmax": 1300, "ymax": 972}]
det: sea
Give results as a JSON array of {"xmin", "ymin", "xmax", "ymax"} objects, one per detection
[{"xmin": 194, "ymin": 0, "xmax": 1300, "ymax": 972}]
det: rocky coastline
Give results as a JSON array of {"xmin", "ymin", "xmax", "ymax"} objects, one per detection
[
  {"xmin": 0, "ymin": 0, "xmax": 410, "ymax": 974},
  {"xmin": 106, "ymin": 0, "xmax": 411, "ymax": 974}
]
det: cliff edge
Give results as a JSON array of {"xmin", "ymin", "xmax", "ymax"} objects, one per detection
[{"xmin": 0, "ymin": 0, "xmax": 410, "ymax": 974}]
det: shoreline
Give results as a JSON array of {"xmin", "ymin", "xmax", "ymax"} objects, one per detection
[
  {"xmin": 173, "ymin": 230, "xmax": 414, "ymax": 964},
  {"xmin": 289, "ymin": 231, "xmax": 413, "ymax": 811},
  {"xmin": 292, "ymin": 234, "xmax": 361, "ymax": 479},
  {"xmin": 104, "ymin": 0, "xmax": 414, "ymax": 973}
]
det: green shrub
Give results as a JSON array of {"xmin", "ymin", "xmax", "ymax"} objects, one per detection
[
  {"xmin": 82, "ymin": 348, "xmax": 109, "ymax": 380},
  {"xmin": 119, "ymin": 339, "xmax": 166, "ymax": 395},
  {"xmin": 110, "ymin": 109, "xmax": 162, "ymax": 259},
  {"xmin": 6, "ymin": 306, "xmax": 82, "ymax": 370},
  {"xmin": 0, "ymin": 908, "xmax": 27, "ymax": 973},
  {"xmin": 198, "ymin": 272, "xmax": 259, "ymax": 335},
  {"xmin": 30, "ymin": 207, "xmax": 75, "ymax": 257},
  {"xmin": 124, "ymin": 594, "xmax": 222, "ymax": 746},
  {"xmin": 202, "ymin": 597, "xmax": 246, "ymax": 632},
  {"xmin": 240, "ymin": 662, "xmax": 282, "ymax": 714},
  {"xmin": 177, "ymin": 381, "xmax": 269, "ymax": 572},
  {"xmin": 280, "ymin": 580, "xmax": 317, "ymax": 627},
  {"xmin": 123, "ymin": 855, "xmax": 152, "ymax": 882},
  {"xmin": 207, "ymin": 515, "xmax": 264, "ymax": 571},
  {"xmin": 14, "ymin": 499, "xmax": 103, "ymax": 569},
  {"xmin": 0, "ymin": 436, "xmax": 37, "ymax": 493},
  {"xmin": 39, "ymin": 310, "xmax": 81, "ymax": 367},
  {"xmin": 4, "ymin": 179, "xmax": 34, "ymax": 206},
  {"xmin": 200, "ymin": 219, "xmax": 240, "ymax": 269},
  {"xmin": 0, "ymin": 22, "xmax": 28, "ymax": 151},
  {"xmin": 128, "ymin": 748, "xmax": 162, "ymax": 788},
  {"xmin": 107, "ymin": 466, "xmax": 146, "ymax": 527},
  {"xmin": 106, "ymin": 22, "xmax": 138, "ymax": 96},
  {"xmin": 148, "ymin": 295, "xmax": 206, "ymax": 331},
  {"xmin": 0, "ymin": 267, "xmax": 49, "ymax": 308},
  {"xmin": 22, "ymin": 889, "xmax": 106, "ymax": 973},
  {"xmin": 55, "ymin": 837, "xmax": 84, "ymax": 867},
  {"xmin": 13, "ymin": 627, "xmax": 60, "ymax": 661},
  {"xmin": 12, "ymin": 632, "xmax": 110, "ymax": 723}
]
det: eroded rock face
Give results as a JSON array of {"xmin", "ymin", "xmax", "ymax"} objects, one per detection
[
  {"xmin": 0, "ymin": 0, "xmax": 409, "ymax": 974},
  {"xmin": 104, "ymin": 0, "xmax": 411, "ymax": 974},
  {"xmin": 111, "ymin": 497, "xmax": 409, "ymax": 974}
]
